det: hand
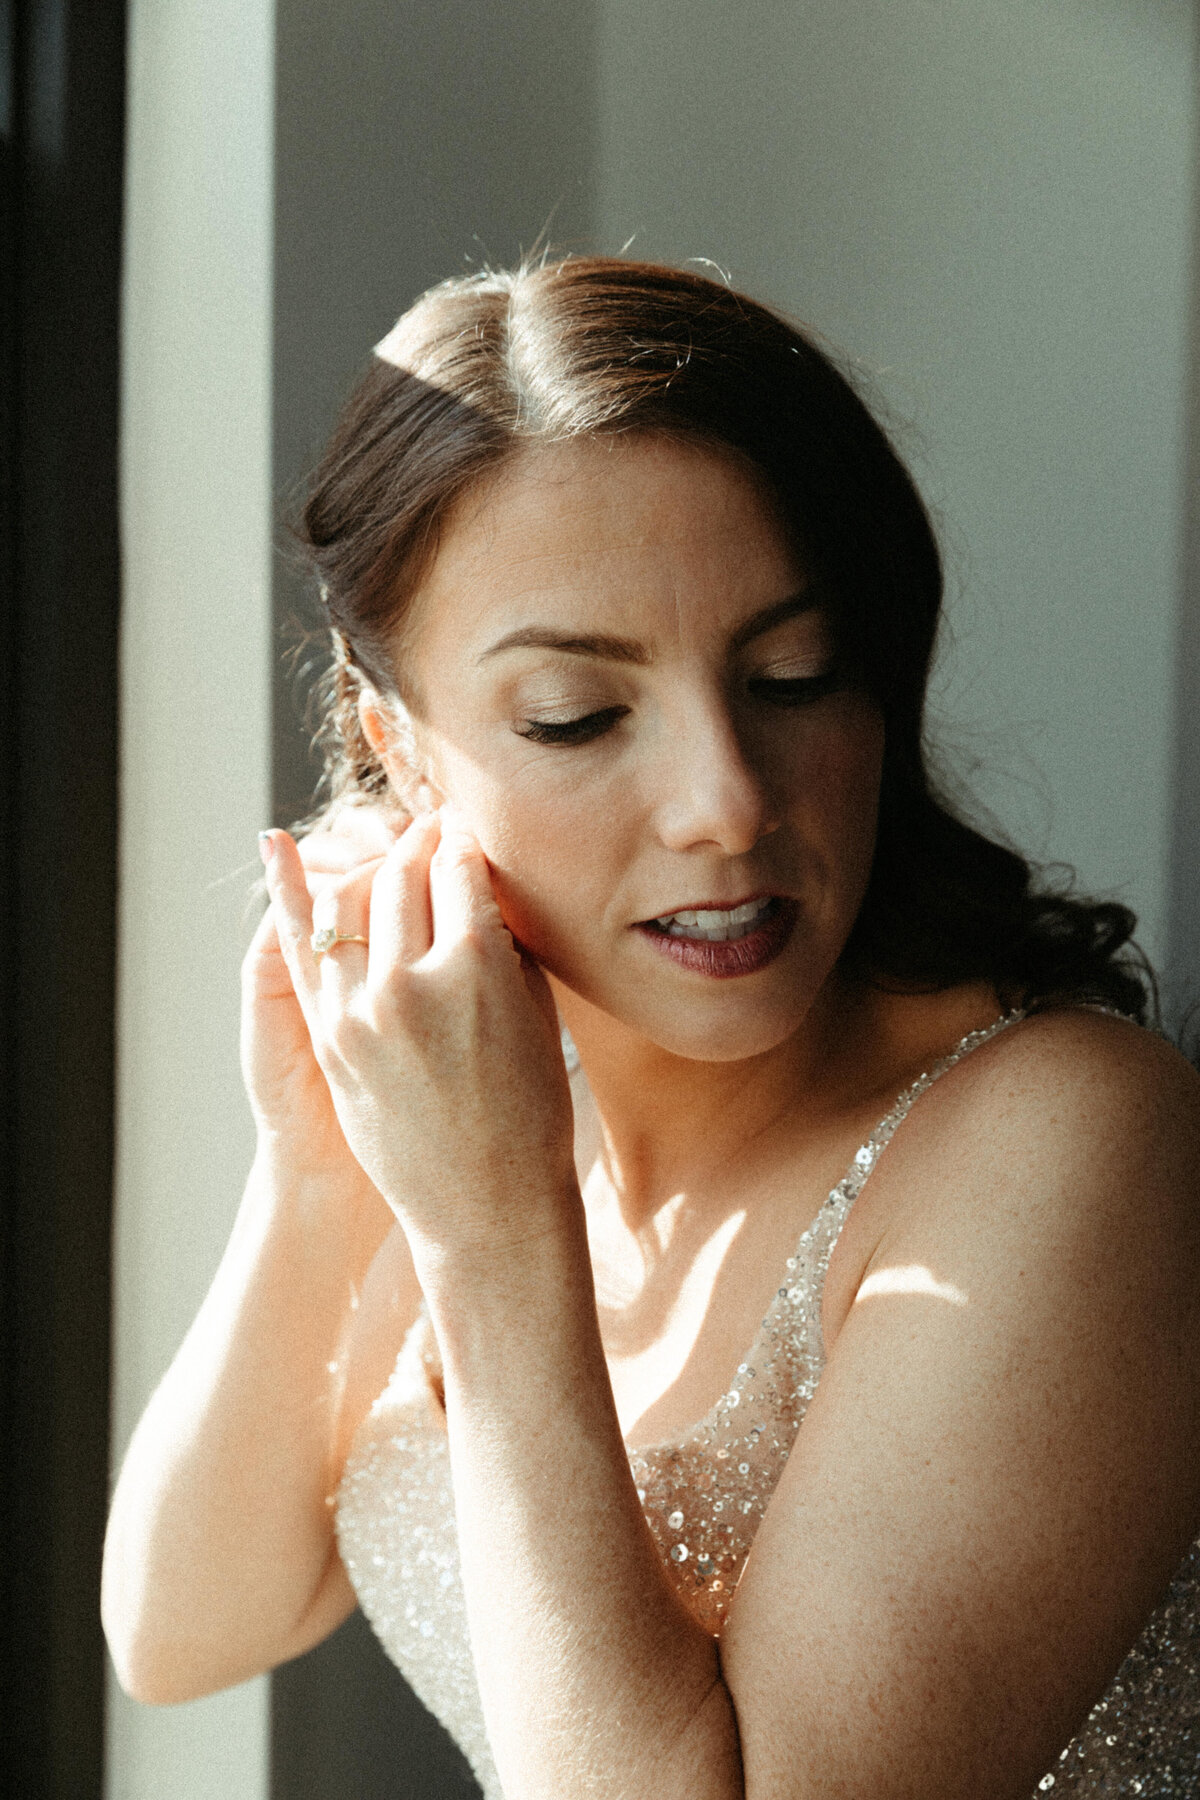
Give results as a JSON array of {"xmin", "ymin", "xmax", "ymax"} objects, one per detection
[
  {"xmin": 258, "ymin": 811, "xmax": 578, "ymax": 1263},
  {"xmin": 241, "ymin": 803, "xmax": 401, "ymax": 1185}
]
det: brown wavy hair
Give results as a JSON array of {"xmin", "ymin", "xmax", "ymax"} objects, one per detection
[{"xmin": 296, "ymin": 255, "xmax": 1154, "ymax": 1021}]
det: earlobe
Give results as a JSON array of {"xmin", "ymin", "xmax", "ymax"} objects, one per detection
[
  {"xmin": 357, "ymin": 690, "xmax": 391, "ymax": 759},
  {"xmin": 356, "ymin": 689, "xmax": 443, "ymax": 813}
]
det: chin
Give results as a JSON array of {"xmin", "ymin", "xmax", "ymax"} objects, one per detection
[
  {"xmin": 551, "ymin": 957, "xmax": 833, "ymax": 1065},
  {"xmin": 638, "ymin": 994, "xmax": 824, "ymax": 1063}
]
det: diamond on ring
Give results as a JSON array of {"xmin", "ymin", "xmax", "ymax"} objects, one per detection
[{"xmin": 311, "ymin": 927, "xmax": 368, "ymax": 956}]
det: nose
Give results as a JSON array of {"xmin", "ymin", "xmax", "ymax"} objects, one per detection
[{"xmin": 651, "ymin": 701, "xmax": 780, "ymax": 855}]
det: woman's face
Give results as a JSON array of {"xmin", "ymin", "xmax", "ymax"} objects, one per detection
[{"xmin": 384, "ymin": 435, "xmax": 884, "ymax": 1062}]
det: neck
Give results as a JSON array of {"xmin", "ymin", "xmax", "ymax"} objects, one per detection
[{"xmin": 550, "ymin": 970, "xmax": 881, "ymax": 1236}]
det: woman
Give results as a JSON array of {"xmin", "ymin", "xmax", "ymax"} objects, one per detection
[{"xmin": 103, "ymin": 258, "xmax": 1200, "ymax": 1799}]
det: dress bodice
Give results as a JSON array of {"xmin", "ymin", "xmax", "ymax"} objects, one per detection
[{"xmin": 335, "ymin": 1013, "xmax": 1200, "ymax": 1798}]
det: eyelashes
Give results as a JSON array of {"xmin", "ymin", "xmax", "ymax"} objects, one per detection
[
  {"xmin": 515, "ymin": 671, "xmax": 842, "ymax": 746},
  {"xmin": 517, "ymin": 707, "xmax": 629, "ymax": 746},
  {"xmin": 747, "ymin": 670, "xmax": 842, "ymax": 707}
]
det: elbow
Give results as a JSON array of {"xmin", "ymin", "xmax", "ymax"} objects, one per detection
[
  {"xmin": 101, "ymin": 1550, "xmax": 177, "ymax": 1704},
  {"xmin": 105, "ymin": 1622, "xmax": 259, "ymax": 1707},
  {"xmin": 104, "ymin": 1623, "xmax": 190, "ymax": 1707},
  {"xmin": 102, "ymin": 1601, "xmax": 210, "ymax": 1707},
  {"xmin": 108, "ymin": 1653, "xmax": 191, "ymax": 1709},
  {"xmin": 102, "ymin": 1578, "xmax": 245, "ymax": 1707}
]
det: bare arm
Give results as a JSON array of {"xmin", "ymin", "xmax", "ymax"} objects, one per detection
[
  {"xmin": 261, "ymin": 816, "xmax": 1200, "ymax": 1798},
  {"xmin": 101, "ymin": 1154, "xmax": 411, "ymax": 1701},
  {"xmin": 722, "ymin": 1012, "xmax": 1200, "ymax": 1795},
  {"xmin": 425, "ymin": 1227, "xmax": 744, "ymax": 1799},
  {"xmin": 426, "ymin": 1015, "xmax": 1200, "ymax": 1799},
  {"xmin": 102, "ymin": 810, "xmax": 414, "ymax": 1702}
]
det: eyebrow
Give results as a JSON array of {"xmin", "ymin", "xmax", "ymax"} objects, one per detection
[
  {"xmin": 477, "ymin": 592, "xmax": 817, "ymax": 666},
  {"xmin": 478, "ymin": 626, "xmax": 651, "ymax": 666}
]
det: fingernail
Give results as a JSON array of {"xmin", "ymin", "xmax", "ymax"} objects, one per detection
[{"xmin": 258, "ymin": 830, "xmax": 275, "ymax": 866}]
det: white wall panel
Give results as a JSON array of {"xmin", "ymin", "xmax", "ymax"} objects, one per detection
[{"xmin": 108, "ymin": 1, "xmax": 274, "ymax": 1794}]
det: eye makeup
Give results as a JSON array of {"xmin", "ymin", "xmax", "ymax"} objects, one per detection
[
  {"xmin": 515, "ymin": 707, "xmax": 629, "ymax": 746},
  {"xmin": 502, "ymin": 604, "xmax": 839, "ymax": 747}
]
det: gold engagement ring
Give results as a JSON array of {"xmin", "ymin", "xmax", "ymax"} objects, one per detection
[{"xmin": 311, "ymin": 927, "xmax": 370, "ymax": 956}]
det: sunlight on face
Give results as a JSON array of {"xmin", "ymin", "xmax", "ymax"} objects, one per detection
[{"xmin": 386, "ymin": 435, "xmax": 885, "ymax": 1062}]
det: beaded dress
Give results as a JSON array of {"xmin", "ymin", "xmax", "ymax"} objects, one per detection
[{"xmin": 336, "ymin": 1014, "xmax": 1200, "ymax": 1797}]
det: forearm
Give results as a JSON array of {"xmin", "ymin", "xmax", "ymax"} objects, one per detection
[
  {"xmin": 419, "ymin": 1215, "xmax": 744, "ymax": 1800},
  {"xmin": 103, "ymin": 1150, "xmax": 391, "ymax": 1699}
]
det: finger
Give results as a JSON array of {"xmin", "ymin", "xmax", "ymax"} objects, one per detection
[
  {"xmin": 333, "ymin": 797, "xmax": 408, "ymax": 843},
  {"xmin": 244, "ymin": 888, "xmax": 283, "ymax": 972},
  {"xmin": 301, "ymin": 853, "xmax": 387, "ymax": 930},
  {"xmin": 239, "ymin": 896, "xmax": 304, "ymax": 1015},
  {"xmin": 259, "ymin": 830, "xmax": 322, "ymax": 1020},
  {"xmin": 309, "ymin": 860, "xmax": 376, "ymax": 936},
  {"xmin": 366, "ymin": 811, "xmax": 441, "ymax": 974},
  {"xmin": 309, "ymin": 859, "xmax": 375, "ymax": 1000},
  {"xmin": 319, "ymin": 800, "xmax": 404, "ymax": 857},
  {"xmin": 299, "ymin": 831, "xmax": 386, "ymax": 879},
  {"xmin": 425, "ymin": 816, "xmax": 505, "ymax": 959}
]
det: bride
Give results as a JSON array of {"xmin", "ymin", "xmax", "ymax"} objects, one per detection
[{"xmin": 103, "ymin": 257, "xmax": 1200, "ymax": 1799}]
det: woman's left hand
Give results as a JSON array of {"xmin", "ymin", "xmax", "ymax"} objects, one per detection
[{"xmin": 259, "ymin": 810, "xmax": 579, "ymax": 1265}]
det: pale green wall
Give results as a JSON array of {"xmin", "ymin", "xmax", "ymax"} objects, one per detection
[
  {"xmin": 109, "ymin": 0, "xmax": 274, "ymax": 1794},
  {"xmin": 596, "ymin": 0, "xmax": 1196, "ymax": 977}
]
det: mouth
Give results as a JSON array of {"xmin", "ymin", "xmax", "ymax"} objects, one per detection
[
  {"xmin": 639, "ymin": 895, "xmax": 780, "ymax": 941},
  {"xmin": 633, "ymin": 895, "xmax": 796, "ymax": 978}
]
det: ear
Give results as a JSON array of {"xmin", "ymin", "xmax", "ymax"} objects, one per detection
[{"xmin": 357, "ymin": 688, "xmax": 443, "ymax": 813}]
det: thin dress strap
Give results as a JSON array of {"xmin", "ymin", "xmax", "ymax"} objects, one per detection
[
  {"xmin": 627, "ymin": 1007, "xmax": 1028, "ymax": 1631},
  {"xmin": 807, "ymin": 1006, "xmax": 1028, "ymax": 1357}
]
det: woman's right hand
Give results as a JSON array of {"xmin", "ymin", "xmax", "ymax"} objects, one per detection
[{"xmin": 242, "ymin": 801, "xmax": 406, "ymax": 1179}]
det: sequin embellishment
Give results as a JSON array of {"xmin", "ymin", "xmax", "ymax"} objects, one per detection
[{"xmin": 336, "ymin": 1011, "xmax": 1200, "ymax": 1798}]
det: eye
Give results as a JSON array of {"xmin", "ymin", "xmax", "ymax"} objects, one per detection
[
  {"xmin": 515, "ymin": 707, "xmax": 628, "ymax": 746},
  {"xmin": 748, "ymin": 670, "xmax": 842, "ymax": 707}
]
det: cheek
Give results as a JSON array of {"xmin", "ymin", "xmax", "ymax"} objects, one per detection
[
  {"xmin": 785, "ymin": 705, "xmax": 884, "ymax": 885},
  {"xmin": 424, "ymin": 737, "xmax": 610, "ymax": 946}
]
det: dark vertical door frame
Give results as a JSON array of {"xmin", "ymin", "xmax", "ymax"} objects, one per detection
[{"xmin": 2, "ymin": 1, "xmax": 126, "ymax": 1793}]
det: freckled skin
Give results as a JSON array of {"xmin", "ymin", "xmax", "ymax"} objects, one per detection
[
  {"xmin": 381, "ymin": 435, "xmax": 885, "ymax": 1067},
  {"xmin": 104, "ymin": 419, "xmax": 1200, "ymax": 1800}
]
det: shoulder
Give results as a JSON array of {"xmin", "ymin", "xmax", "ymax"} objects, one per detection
[
  {"xmin": 827, "ymin": 1006, "xmax": 1200, "ymax": 1353},
  {"xmin": 867, "ymin": 1000, "xmax": 1194, "ymax": 1353},
  {"xmin": 887, "ymin": 1005, "xmax": 1200, "ymax": 1232},
  {"xmin": 963, "ymin": 1002, "xmax": 1199, "ymax": 1115}
]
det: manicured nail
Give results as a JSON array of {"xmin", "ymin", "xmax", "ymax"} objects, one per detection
[{"xmin": 258, "ymin": 830, "xmax": 275, "ymax": 866}]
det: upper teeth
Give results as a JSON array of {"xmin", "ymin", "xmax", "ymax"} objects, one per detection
[{"xmin": 655, "ymin": 898, "xmax": 774, "ymax": 940}]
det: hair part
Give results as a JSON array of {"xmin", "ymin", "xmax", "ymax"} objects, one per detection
[{"xmin": 295, "ymin": 254, "xmax": 1155, "ymax": 1025}]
